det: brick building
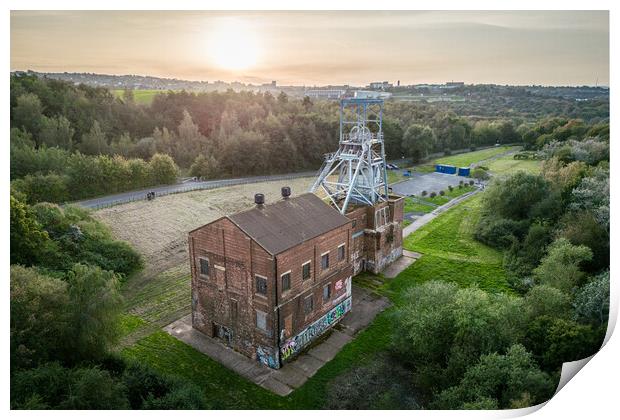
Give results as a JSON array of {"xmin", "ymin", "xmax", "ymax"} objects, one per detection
[{"xmin": 189, "ymin": 188, "xmax": 403, "ymax": 369}]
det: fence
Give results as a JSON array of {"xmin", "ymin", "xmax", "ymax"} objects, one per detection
[{"xmin": 85, "ymin": 171, "xmax": 317, "ymax": 210}]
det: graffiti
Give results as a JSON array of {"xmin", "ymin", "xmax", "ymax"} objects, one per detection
[
  {"xmin": 256, "ymin": 346, "xmax": 280, "ymax": 369},
  {"xmin": 280, "ymin": 296, "xmax": 352, "ymax": 362}
]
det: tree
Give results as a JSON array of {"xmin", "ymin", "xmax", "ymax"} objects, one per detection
[
  {"xmin": 39, "ymin": 115, "xmax": 75, "ymax": 149},
  {"xmin": 524, "ymin": 285, "xmax": 571, "ymax": 321},
  {"xmin": 573, "ymin": 270, "xmax": 610, "ymax": 327},
  {"xmin": 10, "ymin": 266, "xmax": 70, "ymax": 370},
  {"xmin": 10, "ymin": 195, "xmax": 51, "ymax": 266},
  {"xmin": 533, "ymin": 238, "xmax": 592, "ymax": 293},
  {"xmin": 64, "ymin": 263, "xmax": 124, "ymax": 363},
  {"xmin": 480, "ymin": 172, "xmax": 550, "ymax": 221},
  {"xmin": 401, "ymin": 124, "xmax": 435, "ymax": 162},
  {"xmin": 176, "ymin": 110, "xmax": 207, "ymax": 167},
  {"xmin": 433, "ymin": 345, "xmax": 555, "ymax": 409},
  {"xmin": 471, "ymin": 167, "xmax": 489, "ymax": 181},
  {"xmin": 11, "ymin": 173, "xmax": 69, "ymax": 204},
  {"xmin": 12, "ymin": 93, "xmax": 44, "ymax": 141},
  {"xmin": 189, "ymin": 153, "xmax": 218, "ymax": 179},
  {"xmin": 149, "ymin": 153, "xmax": 178, "ymax": 185},
  {"xmin": 79, "ymin": 120, "xmax": 108, "ymax": 155}
]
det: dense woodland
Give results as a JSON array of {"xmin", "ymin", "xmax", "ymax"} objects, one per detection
[
  {"xmin": 9, "ymin": 73, "xmax": 610, "ymax": 409},
  {"xmin": 10, "ymin": 73, "xmax": 609, "ymax": 203}
]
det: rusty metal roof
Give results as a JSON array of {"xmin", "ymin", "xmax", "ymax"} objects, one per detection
[{"xmin": 228, "ymin": 193, "xmax": 351, "ymax": 255}]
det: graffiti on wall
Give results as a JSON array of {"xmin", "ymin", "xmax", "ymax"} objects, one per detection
[
  {"xmin": 280, "ymin": 294, "xmax": 352, "ymax": 362},
  {"xmin": 256, "ymin": 346, "xmax": 280, "ymax": 369}
]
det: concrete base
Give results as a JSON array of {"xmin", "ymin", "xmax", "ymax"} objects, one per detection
[
  {"xmin": 164, "ymin": 284, "xmax": 390, "ymax": 396},
  {"xmin": 381, "ymin": 250, "xmax": 421, "ymax": 278}
]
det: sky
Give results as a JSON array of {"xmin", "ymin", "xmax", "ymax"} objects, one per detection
[{"xmin": 10, "ymin": 10, "xmax": 609, "ymax": 86}]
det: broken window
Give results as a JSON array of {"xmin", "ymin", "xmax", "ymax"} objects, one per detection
[
  {"xmin": 338, "ymin": 244, "xmax": 346, "ymax": 261},
  {"xmin": 302, "ymin": 261, "xmax": 311, "ymax": 280},
  {"xmin": 323, "ymin": 284, "xmax": 331, "ymax": 302},
  {"xmin": 375, "ymin": 207, "xmax": 390, "ymax": 228},
  {"xmin": 321, "ymin": 252, "xmax": 330, "ymax": 270},
  {"xmin": 199, "ymin": 257, "xmax": 209, "ymax": 277},
  {"xmin": 281, "ymin": 271, "xmax": 291, "ymax": 292},
  {"xmin": 255, "ymin": 275, "xmax": 267, "ymax": 296},
  {"xmin": 304, "ymin": 295, "xmax": 313, "ymax": 315}
]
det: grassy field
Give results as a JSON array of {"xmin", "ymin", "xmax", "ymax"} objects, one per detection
[
  {"xmin": 119, "ymin": 188, "xmax": 511, "ymax": 408},
  {"xmin": 435, "ymin": 146, "xmax": 516, "ymax": 168},
  {"xmin": 112, "ymin": 89, "xmax": 167, "ymax": 105},
  {"xmin": 487, "ymin": 155, "xmax": 543, "ymax": 175}
]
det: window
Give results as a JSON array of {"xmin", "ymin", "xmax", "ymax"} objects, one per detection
[
  {"xmin": 302, "ymin": 261, "xmax": 311, "ymax": 280},
  {"xmin": 352, "ymin": 219, "xmax": 357, "ymax": 228},
  {"xmin": 375, "ymin": 207, "xmax": 390, "ymax": 228},
  {"xmin": 199, "ymin": 257, "xmax": 209, "ymax": 276},
  {"xmin": 304, "ymin": 295, "xmax": 314, "ymax": 315},
  {"xmin": 338, "ymin": 244, "xmax": 346, "ymax": 261},
  {"xmin": 230, "ymin": 299, "xmax": 238, "ymax": 322},
  {"xmin": 281, "ymin": 271, "xmax": 291, "ymax": 292},
  {"xmin": 255, "ymin": 275, "xmax": 267, "ymax": 296},
  {"xmin": 321, "ymin": 252, "xmax": 330, "ymax": 270},
  {"xmin": 256, "ymin": 310, "xmax": 267, "ymax": 331},
  {"xmin": 323, "ymin": 284, "xmax": 331, "ymax": 302}
]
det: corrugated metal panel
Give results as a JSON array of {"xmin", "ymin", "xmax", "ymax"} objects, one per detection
[{"xmin": 228, "ymin": 193, "xmax": 351, "ymax": 255}]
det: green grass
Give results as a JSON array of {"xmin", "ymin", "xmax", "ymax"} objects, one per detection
[
  {"xmin": 112, "ymin": 89, "xmax": 167, "ymax": 105},
  {"xmin": 404, "ymin": 185, "xmax": 477, "ymax": 214},
  {"xmin": 403, "ymin": 199, "xmax": 436, "ymax": 214},
  {"xmin": 487, "ymin": 155, "xmax": 543, "ymax": 175},
  {"xmin": 120, "ymin": 188, "xmax": 511, "ymax": 409},
  {"xmin": 435, "ymin": 146, "xmax": 516, "ymax": 168},
  {"xmin": 119, "ymin": 314, "xmax": 147, "ymax": 337}
]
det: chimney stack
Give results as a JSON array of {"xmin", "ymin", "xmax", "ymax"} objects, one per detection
[
  {"xmin": 281, "ymin": 186, "xmax": 291, "ymax": 199},
  {"xmin": 254, "ymin": 193, "xmax": 265, "ymax": 207}
]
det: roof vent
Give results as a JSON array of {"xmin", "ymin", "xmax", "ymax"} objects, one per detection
[
  {"xmin": 254, "ymin": 193, "xmax": 265, "ymax": 207},
  {"xmin": 281, "ymin": 186, "xmax": 291, "ymax": 199}
]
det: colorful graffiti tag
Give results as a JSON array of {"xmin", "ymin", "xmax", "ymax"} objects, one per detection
[
  {"xmin": 280, "ymin": 295, "xmax": 352, "ymax": 362},
  {"xmin": 256, "ymin": 346, "xmax": 280, "ymax": 369}
]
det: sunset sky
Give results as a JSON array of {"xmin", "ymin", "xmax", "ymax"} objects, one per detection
[{"xmin": 10, "ymin": 10, "xmax": 609, "ymax": 86}]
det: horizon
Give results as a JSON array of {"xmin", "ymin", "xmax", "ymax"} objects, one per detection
[{"xmin": 11, "ymin": 10, "xmax": 609, "ymax": 86}]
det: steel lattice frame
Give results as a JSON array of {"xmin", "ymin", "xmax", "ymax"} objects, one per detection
[{"xmin": 310, "ymin": 98, "xmax": 389, "ymax": 214}]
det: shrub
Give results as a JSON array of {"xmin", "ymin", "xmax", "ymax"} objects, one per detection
[
  {"xmin": 439, "ymin": 190, "xmax": 445, "ymax": 196},
  {"xmin": 475, "ymin": 217, "xmax": 528, "ymax": 249},
  {"xmin": 421, "ymin": 190, "xmax": 428, "ymax": 197},
  {"xmin": 448, "ymin": 185, "xmax": 454, "ymax": 192},
  {"xmin": 430, "ymin": 192, "xmax": 437, "ymax": 198},
  {"xmin": 469, "ymin": 180, "xmax": 475, "ymax": 186}
]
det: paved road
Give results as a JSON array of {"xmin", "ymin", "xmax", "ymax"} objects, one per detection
[{"xmin": 74, "ymin": 171, "xmax": 317, "ymax": 209}]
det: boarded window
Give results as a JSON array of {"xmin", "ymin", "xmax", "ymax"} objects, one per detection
[
  {"xmin": 230, "ymin": 299, "xmax": 238, "ymax": 322},
  {"xmin": 338, "ymin": 244, "xmax": 346, "ymax": 261},
  {"xmin": 285, "ymin": 314, "xmax": 293, "ymax": 337},
  {"xmin": 302, "ymin": 262, "xmax": 311, "ymax": 280},
  {"xmin": 256, "ymin": 310, "xmax": 267, "ymax": 331},
  {"xmin": 321, "ymin": 253, "xmax": 330, "ymax": 270},
  {"xmin": 199, "ymin": 257, "xmax": 209, "ymax": 276},
  {"xmin": 375, "ymin": 207, "xmax": 390, "ymax": 228},
  {"xmin": 323, "ymin": 284, "xmax": 331, "ymax": 302},
  {"xmin": 304, "ymin": 295, "xmax": 313, "ymax": 315},
  {"xmin": 255, "ymin": 275, "xmax": 267, "ymax": 296},
  {"xmin": 281, "ymin": 272, "xmax": 291, "ymax": 292}
]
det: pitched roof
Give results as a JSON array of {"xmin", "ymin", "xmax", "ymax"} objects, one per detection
[{"xmin": 228, "ymin": 193, "xmax": 350, "ymax": 255}]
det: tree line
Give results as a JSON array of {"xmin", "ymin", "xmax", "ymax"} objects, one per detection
[{"xmin": 11, "ymin": 73, "xmax": 609, "ymax": 204}]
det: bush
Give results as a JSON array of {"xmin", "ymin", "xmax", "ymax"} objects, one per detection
[
  {"xmin": 469, "ymin": 180, "xmax": 475, "ymax": 186},
  {"xmin": 430, "ymin": 192, "xmax": 437, "ymax": 198},
  {"xmin": 439, "ymin": 190, "xmax": 445, "ymax": 196},
  {"xmin": 11, "ymin": 173, "xmax": 70, "ymax": 204},
  {"xmin": 421, "ymin": 190, "xmax": 427, "ymax": 197},
  {"xmin": 533, "ymin": 238, "xmax": 593, "ymax": 293},
  {"xmin": 475, "ymin": 217, "xmax": 528, "ymax": 249},
  {"xmin": 448, "ymin": 185, "xmax": 454, "ymax": 192},
  {"xmin": 573, "ymin": 270, "xmax": 610, "ymax": 326},
  {"xmin": 432, "ymin": 345, "xmax": 555, "ymax": 409}
]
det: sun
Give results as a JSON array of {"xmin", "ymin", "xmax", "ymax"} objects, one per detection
[{"xmin": 208, "ymin": 18, "xmax": 260, "ymax": 71}]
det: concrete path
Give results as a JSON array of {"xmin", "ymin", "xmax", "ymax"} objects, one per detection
[
  {"xmin": 402, "ymin": 188, "xmax": 480, "ymax": 237},
  {"xmin": 164, "ymin": 284, "xmax": 390, "ymax": 396}
]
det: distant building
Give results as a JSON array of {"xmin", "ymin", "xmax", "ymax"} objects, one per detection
[
  {"xmin": 354, "ymin": 90, "xmax": 392, "ymax": 99},
  {"xmin": 368, "ymin": 81, "xmax": 393, "ymax": 90},
  {"xmin": 445, "ymin": 81, "xmax": 465, "ymax": 88},
  {"xmin": 304, "ymin": 89, "xmax": 346, "ymax": 100}
]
